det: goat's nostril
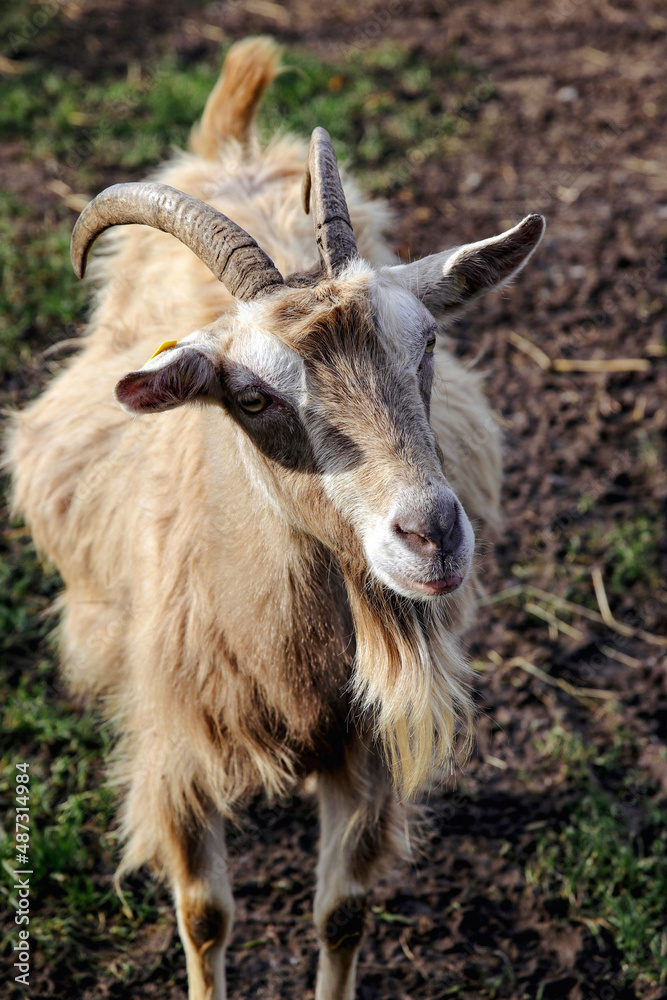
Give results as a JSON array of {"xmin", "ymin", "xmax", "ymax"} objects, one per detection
[
  {"xmin": 393, "ymin": 519, "xmax": 441, "ymax": 555},
  {"xmin": 393, "ymin": 502, "xmax": 462, "ymax": 558}
]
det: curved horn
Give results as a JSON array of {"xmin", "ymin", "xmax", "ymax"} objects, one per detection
[
  {"xmin": 71, "ymin": 182, "xmax": 284, "ymax": 301},
  {"xmin": 303, "ymin": 127, "xmax": 358, "ymax": 277}
]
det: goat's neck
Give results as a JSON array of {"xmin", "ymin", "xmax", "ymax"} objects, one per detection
[{"xmin": 202, "ymin": 406, "xmax": 353, "ymax": 686}]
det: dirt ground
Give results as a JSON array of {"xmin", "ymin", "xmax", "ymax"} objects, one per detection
[{"xmin": 2, "ymin": 1, "xmax": 666, "ymax": 998}]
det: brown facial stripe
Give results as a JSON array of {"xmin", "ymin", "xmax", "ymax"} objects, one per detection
[
  {"xmin": 222, "ymin": 394, "xmax": 317, "ymax": 472},
  {"xmin": 295, "ymin": 301, "xmax": 433, "ymax": 479},
  {"xmin": 307, "ymin": 353, "xmax": 423, "ymax": 460}
]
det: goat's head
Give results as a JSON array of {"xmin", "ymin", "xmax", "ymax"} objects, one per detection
[{"xmin": 72, "ymin": 129, "xmax": 543, "ymax": 609}]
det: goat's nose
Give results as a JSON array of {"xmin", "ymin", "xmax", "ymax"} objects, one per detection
[{"xmin": 393, "ymin": 502, "xmax": 461, "ymax": 558}]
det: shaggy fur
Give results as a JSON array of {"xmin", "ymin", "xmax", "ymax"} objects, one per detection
[{"xmin": 5, "ymin": 37, "xmax": 513, "ymax": 1000}]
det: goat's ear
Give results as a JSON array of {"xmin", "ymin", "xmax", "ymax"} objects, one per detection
[
  {"xmin": 115, "ymin": 341, "xmax": 219, "ymax": 414},
  {"xmin": 387, "ymin": 214, "xmax": 545, "ymax": 320}
]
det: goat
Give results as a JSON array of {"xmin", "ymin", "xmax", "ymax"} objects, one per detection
[{"xmin": 7, "ymin": 37, "xmax": 544, "ymax": 1000}]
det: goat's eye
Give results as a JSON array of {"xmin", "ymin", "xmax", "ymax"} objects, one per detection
[
  {"xmin": 424, "ymin": 334, "xmax": 436, "ymax": 354},
  {"xmin": 238, "ymin": 392, "xmax": 271, "ymax": 414}
]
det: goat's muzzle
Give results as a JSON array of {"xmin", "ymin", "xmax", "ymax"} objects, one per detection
[{"xmin": 364, "ymin": 486, "xmax": 474, "ymax": 600}]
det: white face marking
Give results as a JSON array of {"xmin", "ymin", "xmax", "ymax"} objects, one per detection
[
  {"xmin": 370, "ymin": 272, "xmax": 438, "ymax": 366},
  {"xmin": 137, "ymin": 328, "xmax": 217, "ymax": 373},
  {"xmin": 225, "ymin": 325, "xmax": 307, "ymax": 407}
]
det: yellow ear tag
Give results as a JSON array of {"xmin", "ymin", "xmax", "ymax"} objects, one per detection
[{"xmin": 149, "ymin": 340, "xmax": 178, "ymax": 360}]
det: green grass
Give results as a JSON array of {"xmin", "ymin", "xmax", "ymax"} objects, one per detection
[
  {"xmin": 0, "ymin": 518, "xmax": 163, "ymax": 984},
  {"xmin": 603, "ymin": 514, "xmax": 661, "ymax": 590},
  {"xmin": 527, "ymin": 726, "xmax": 667, "ymax": 986},
  {"xmin": 0, "ymin": 190, "xmax": 87, "ymax": 378},
  {"xmin": 0, "ymin": 60, "xmax": 221, "ymax": 174},
  {"xmin": 512, "ymin": 497, "xmax": 662, "ymax": 614},
  {"xmin": 556, "ymin": 505, "xmax": 662, "ymax": 612},
  {"xmin": 563, "ymin": 509, "xmax": 661, "ymax": 587},
  {"xmin": 258, "ymin": 42, "xmax": 469, "ymax": 193},
  {"xmin": 0, "ymin": 39, "xmax": 480, "ymax": 186}
]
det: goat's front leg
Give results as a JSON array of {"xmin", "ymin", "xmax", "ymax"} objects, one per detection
[
  {"xmin": 314, "ymin": 746, "xmax": 404, "ymax": 1000},
  {"xmin": 168, "ymin": 812, "xmax": 234, "ymax": 1000}
]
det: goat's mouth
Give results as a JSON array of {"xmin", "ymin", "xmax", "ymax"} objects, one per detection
[
  {"xmin": 362, "ymin": 516, "xmax": 474, "ymax": 600},
  {"xmin": 379, "ymin": 568, "xmax": 464, "ymax": 599},
  {"xmin": 395, "ymin": 572, "xmax": 463, "ymax": 597}
]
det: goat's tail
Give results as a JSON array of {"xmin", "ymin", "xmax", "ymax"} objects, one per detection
[{"xmin": 190, "ymin": 36, "xmax": 282, "ymax": 157}]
